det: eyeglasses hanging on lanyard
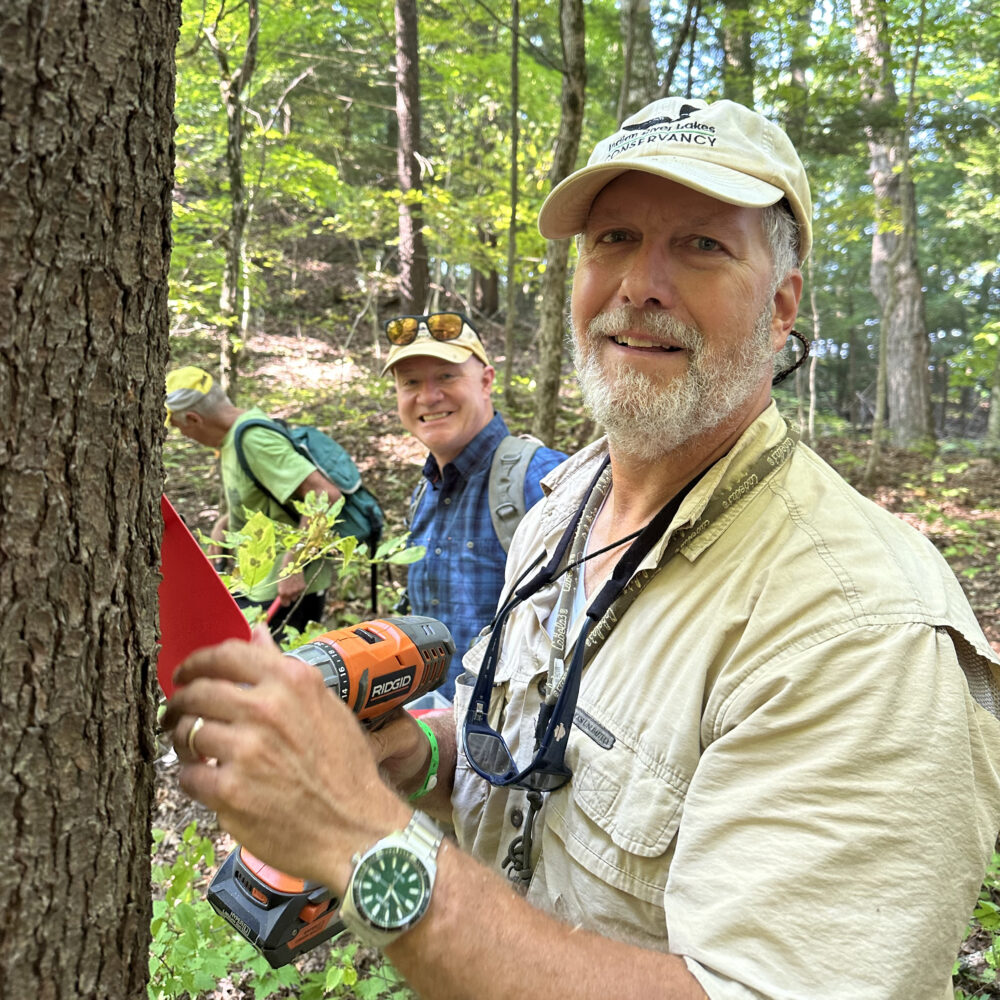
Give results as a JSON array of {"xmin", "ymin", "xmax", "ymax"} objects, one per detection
[{"xmin": 462, "ymin": 459, "xmax": 706, "ymax": 792}]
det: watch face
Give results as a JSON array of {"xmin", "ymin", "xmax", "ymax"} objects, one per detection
[{"xmin": 352, "ymin": 846, "xmax": 431, "ymax": 931}]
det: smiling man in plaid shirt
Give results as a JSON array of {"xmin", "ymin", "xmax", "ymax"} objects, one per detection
[{"xmin": 382, "ymin": 313, "xmax": 565, "ymax": 700}]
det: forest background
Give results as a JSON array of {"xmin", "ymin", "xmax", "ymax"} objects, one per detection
[
  {"xmin": 165, "ymin": 0, "xmax": 1000, "ymax": 996},
  {"xmin": 2, "ymin": 0, "xmax": 1000, "ymax": 997}
]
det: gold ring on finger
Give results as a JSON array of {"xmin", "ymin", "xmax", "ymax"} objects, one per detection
[{"xmin": 187, "ymin": 716, "xmax": 205, "ymax": 757}]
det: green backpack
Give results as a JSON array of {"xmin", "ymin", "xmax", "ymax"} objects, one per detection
[{"xmin": 233, "ymin": 418, "xmax": 384, "ymax": 608}]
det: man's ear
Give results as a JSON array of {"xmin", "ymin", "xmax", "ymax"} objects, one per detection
[
  {"xmin": 770, "ymin": 268, "xmax": 803, "ymax": 352},
  {"xmin": 481, "ymin": 364, "xmax": 497, "ymax": 394}
]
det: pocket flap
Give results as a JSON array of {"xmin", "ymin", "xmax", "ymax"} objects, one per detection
[{"xmin": 571, "ymin": 747, "xmax": 688, "ymax": 857}]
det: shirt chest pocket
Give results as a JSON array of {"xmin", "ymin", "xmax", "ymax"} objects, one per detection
[{"xmin": 544, "ymin": 727, "xmax": 689, "ymax": 908}]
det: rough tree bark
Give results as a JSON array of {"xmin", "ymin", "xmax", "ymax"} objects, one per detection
[
  {"xmin": 394, "ymin": 0, "xmax": 430, "ymax": 314},
  {"xmin": 0, "ymin": 1, "xmax": 179, "ymax": 997},
  {"xmin": 531, "ymin": 0, "xmax": 586, "ymax": 447}
]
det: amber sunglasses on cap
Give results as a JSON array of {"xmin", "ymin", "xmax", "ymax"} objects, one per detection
[{"xmin": 383, "ymin": 312, "xmax": 481, "ymax": 346}]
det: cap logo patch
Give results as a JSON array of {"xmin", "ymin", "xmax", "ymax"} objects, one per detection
[{"xmin": 607, "ymin": 108, "xmax": 717, "ymax": 160}]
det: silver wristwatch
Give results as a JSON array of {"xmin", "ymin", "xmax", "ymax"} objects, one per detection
[{"xmin": 339, "ymin": 810, "xmax": 443, "ymax": 948}]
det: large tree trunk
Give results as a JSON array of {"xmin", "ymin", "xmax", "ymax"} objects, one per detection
[
  {"xmin": 531, "ymin": 0, "xmax": 586, "ymax": 446},
  {"xmin": 852, "ymin": 0, "xmax": 934, "ymax": 452},
  {"xmin": 395, "ymin": 0, "xmax": 429, "ymax": 314},
  {"xmin": 0, "ymin": 1, "xmax": 178, "ymax": 997}
]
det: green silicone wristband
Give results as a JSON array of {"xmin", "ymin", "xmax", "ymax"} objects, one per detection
[{"xmin": 409, "ymin": 719, "xmax": 440, "ymax": 801}]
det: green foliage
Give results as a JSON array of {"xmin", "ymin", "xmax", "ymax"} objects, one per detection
[
  {"xmin": 149, "ymin": 824, "xmax": 259, "ymax": 999},
  {"xmin": 205, "ymin": 490, "xmax": 424, "ymax": 614},
  {"xmin": 955, "ymin": 848, "xmax": 1000, "ymax": 996},
  {"xmin": 149, "ymin": 824, "xmax": 417, "ymax": 999},
  {"xmin": 168, "ymin": 0, "xmax": 1000, "ymax": 435}
]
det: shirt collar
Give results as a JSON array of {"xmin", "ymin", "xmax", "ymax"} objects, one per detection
[
  {"xmin": 421, "ymin": 410, "xmax": 509, "ymax": 484},
  {"xmin": 529, "ymin": 401, "xmax": 790, "ymax": 565}
]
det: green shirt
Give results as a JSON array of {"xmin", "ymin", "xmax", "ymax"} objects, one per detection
[{"xmin": 220, "ymin": 407, "xmax": 334, "ymax": 602}]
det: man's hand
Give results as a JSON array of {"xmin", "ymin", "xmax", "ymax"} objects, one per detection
[
  {"xmin": 276, "ymin": 566, "xmax": 306, "ymax": 605},
  {"xmin": 369, "ymin": 707, "xmax": 456, "ymax": 819},
  {"xmin": 163, "ymin": 626, "xmax": 411, "ymax": 893},
  {"xmin": 208, "ymin": 512, "xmax": 229, "ymax": 561},
  {"xmin": 163, "ymin": 630, "xmax": 706, "ymax": 1000}
]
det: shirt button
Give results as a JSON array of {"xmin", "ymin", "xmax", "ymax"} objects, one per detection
[
  {"xmin": 466, "ymin": 541, "xmax": 474, "ymax": 550},
  {"xmin": 430, "ymin": 598, "xmax": 440, "ymax": 606},
  {"xmin": 435, "ymin": 547, "xmax": 442, "ymax": 554},
  {"xmin": 443, "ymin": 497, "xmax": 452, "ymax": 505},
  {"xmin": 510, "ymin": 808, "xmax": 524, "ymax": 829}
]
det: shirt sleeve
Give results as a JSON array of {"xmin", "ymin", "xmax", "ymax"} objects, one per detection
[
  {"xmin": 239, "ymin": 427, "xmax": 317, "ymax": 507},
  {"xmin": 666, "ymin": 623, "xmax": 1000, "ymax": 1000},
  {"xmin": 523, "ymin": 447, "xmax": 568, "ymax": 509}
]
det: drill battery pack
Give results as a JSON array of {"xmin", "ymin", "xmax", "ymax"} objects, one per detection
[{"xmin": 208, "ymin": 846, "xmax": 344, "ymax": 968}]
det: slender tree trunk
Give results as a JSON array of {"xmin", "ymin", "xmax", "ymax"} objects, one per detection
[
  {"xmin": 503, "ymin": 0, "xmax": 520, "ymax": 395},
  {"xmin": 807, "ymin": 264, "xmax": 821, "ymax": 444},
  {"xmin": 988, "ymin": 342, "xmax": 1000, "ymax": 451},
  {"xmin": 617, "ymin": 0, "xmax": 657, "ymax": 121},
  {"xmin": 0, "ymin": 2, "xmax": 178, "ymax": 996},
  {"xmin": 782, "ymin": 5, "xmax": 814, "ymax": 441},
  {"xmin": 205, "ymin": 0, "xmax": 259, "ymax": 403},
  {"xmin": 394, "ymin": 0, "xmax": 429, "ymax": 314},
  {"xmin": 852, "ymin": 0, "xmax": 934, "ymax": 452},
  {"xmin": 784, "ymin": 3, "xmax": 814, "ymax": 145},
  {"xmin": 531, "ymin": 0, "xmax": 586, "ymax": 446},
  {"xmin": 716, "ymin": 0, "xmax": 755, "ymax": 107},
  {"xmin": 655, "ymin": 0, "xmax": 699, "ymax": 99}
]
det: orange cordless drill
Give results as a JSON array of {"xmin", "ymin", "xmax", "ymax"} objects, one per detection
[{"xmin": 206, "ymin": 615, "xmax": 454, "ymax": 967}]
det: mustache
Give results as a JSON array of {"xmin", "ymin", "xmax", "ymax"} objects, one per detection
[{"xmin": 585, "ymin": 307, "xmax": 703, "ymax": 350}]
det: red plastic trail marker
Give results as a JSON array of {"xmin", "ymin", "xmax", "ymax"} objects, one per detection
[{"xmin": 157, "ymin": 495, "xmax": 251, "ymax": 697}]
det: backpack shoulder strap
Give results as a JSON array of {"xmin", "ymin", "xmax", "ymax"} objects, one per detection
[
  {"xmin": 232, "ymin": 418, "xmax": 300, "ymax": 522},
  {"xmin": 488, "ymin": 434, "xmax": 542, "ymax": 553},
  {"xmin": 408, "ymin": 477, "xmax": 429, "ymax": 531}
]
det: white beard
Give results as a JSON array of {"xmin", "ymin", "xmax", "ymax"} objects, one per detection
[{"xmin": 572, "ymin": 306, "xmax": 776, "ymax": 462}]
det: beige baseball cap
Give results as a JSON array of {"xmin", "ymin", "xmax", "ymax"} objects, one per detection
[
  {"xmin": 538, "ymin": 97, "xmax": 812, "ymax": 260},
  {"xmin": 381, "ymin": 313, "xmax": 491, "ymax": 376}
]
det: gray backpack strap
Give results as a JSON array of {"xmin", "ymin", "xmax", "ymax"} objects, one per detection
[
  {"xmin": 488, "ymin": 434, "xmax": 542, "ymax": 553},
  {"xmin": 408, "ymin": 477, "xmax": 429, "ymax": 532}
]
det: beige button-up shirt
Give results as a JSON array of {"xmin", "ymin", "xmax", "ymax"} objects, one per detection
[{"xmin": 452, "ymin": 402, "xmax": 1000, "ymax": 1000}]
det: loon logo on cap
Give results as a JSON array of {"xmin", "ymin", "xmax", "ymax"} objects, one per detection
[{"xmin": 621, "ymin": 103, "xmax": 700, "ymax": 131}]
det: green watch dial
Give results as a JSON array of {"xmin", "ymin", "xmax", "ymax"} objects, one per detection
[{"xmin": 351, "ymin": 846, "xmax": 432, "ymax": 931}]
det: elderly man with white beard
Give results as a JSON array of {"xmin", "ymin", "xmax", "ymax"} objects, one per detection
[{"xmin": 165, "ymin": 98, "xmax": 1000, "ymax": 1000}]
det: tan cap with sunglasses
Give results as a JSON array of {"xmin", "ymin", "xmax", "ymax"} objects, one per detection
[{"xmin": 381, "ymin": 313, "xmax": 491, "ymax": 376}]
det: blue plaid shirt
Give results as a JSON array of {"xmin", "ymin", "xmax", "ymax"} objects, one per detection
[{"xmin": 407, "ymin": 411, "xmax": 566, "ymax": 699}]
